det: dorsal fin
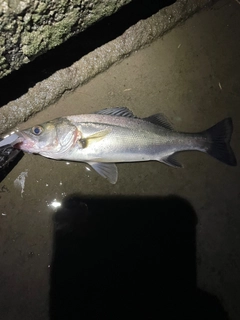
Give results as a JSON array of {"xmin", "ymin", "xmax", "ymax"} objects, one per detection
[
  {"xmin": 95, "ymin": 107, "xmax": 135, "ymax": 118},
  {"xmin": 144, "ymin": 113, "xmax": 174, "ymax": 130}
]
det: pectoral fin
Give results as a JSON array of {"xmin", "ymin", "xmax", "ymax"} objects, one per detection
[
  {"xmin": 80, "ymin": 129, "xmax": 110, "ymax": 148},
  {"xmin": 87, "ymin": 162, "xmax": 118, "ymax": 184}
]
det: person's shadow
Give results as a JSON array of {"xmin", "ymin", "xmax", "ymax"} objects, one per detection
[{"xmin": 49, "ymin": 195, "xmax": 229, "ymax": 320}]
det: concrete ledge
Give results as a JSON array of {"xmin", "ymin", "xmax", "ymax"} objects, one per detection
[
  {"xmin": 0, "ymin": 0, "xmax": 215, "ymax": 134},
  {"xmin": 0, "ymin": 0, "xmax": 132, "ymax": 79}
]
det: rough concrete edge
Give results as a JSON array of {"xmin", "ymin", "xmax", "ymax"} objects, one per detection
[
  {"xmin": 0, "ymin": 0, "xmax": 216, "ymax": 134},
  {"xmin": 0, "ymin": 0, "xmax": 133, "ymax": 79}
]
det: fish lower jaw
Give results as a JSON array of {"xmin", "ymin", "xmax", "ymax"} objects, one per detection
[{"xmin": 14, "ymin": 139, "xmax": 38, "ymax": 153}]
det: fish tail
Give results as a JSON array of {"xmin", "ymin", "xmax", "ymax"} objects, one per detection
[{"xmin": 204, "ymin": 118, "xmax": 237, "ymax": 166}]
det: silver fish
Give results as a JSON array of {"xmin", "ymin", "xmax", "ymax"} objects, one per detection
[{"xmin": 14, "ymin": 107, "xmax": 237, "ymax": 184}]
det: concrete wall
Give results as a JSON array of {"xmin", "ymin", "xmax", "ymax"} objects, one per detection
[{"xmin": 0, "ymin": 0, "xmax": 132, "ymax": 79}]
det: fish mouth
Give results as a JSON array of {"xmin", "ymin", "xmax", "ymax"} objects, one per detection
[
  {"xmin": 13, "ymin": 133, "xmax": 34, "ymax": 151},
  {"xmin": 13, "ymin": 137, "xmax": 25, "ymax": 149}
]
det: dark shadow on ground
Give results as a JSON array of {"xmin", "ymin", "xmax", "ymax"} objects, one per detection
[
  {"xmin": 49, "ymin": 195, "xmax": 229, "ymax": 320},
  {"xmin": 0, "ymin": 0, "xmax": 176, "ymax": 107},
  {"xmin": 0, "ymin": 147, "xmax": 24, "ymax": 183}
]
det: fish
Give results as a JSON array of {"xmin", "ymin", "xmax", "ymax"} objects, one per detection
[{"xmin": 14, "ymin": 107, "xmax": 237, "ymax": 184}]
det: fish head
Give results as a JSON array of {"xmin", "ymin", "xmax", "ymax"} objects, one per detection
[{"xmin": 15, "ymin": 118, "xmax": 79, "ymax": 158}]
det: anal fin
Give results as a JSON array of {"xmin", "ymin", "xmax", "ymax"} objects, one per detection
[{"xmin": 161, "ymin": 154, "xmax": 183, "ymax": 168}]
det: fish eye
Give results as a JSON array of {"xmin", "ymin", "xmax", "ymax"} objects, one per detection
[{"xmin": 32, "ymin": 126, "xmax": 43, "ymax": 135}]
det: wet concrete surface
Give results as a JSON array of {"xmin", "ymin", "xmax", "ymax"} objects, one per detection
[{"xmin": 0, "ymin": 0, "xmax": 240, "ymax": 319}]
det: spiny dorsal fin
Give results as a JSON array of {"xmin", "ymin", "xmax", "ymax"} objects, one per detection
[
  {"xmin": 144, "ymin": 113, "xmax": 174, "ymax": 130},
  {"xmin": 95, "ymin": 107, "xmax": 136, "ymax": 118}
]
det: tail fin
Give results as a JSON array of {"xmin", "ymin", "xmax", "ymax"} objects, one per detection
[{"xmin": 204, "ymin": 118, "xmax": 237, "ymax": 166}]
